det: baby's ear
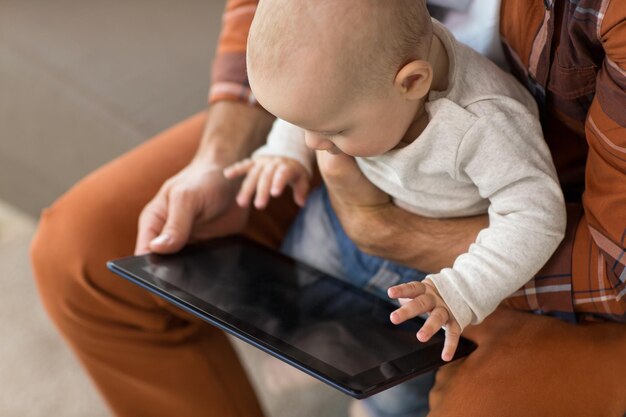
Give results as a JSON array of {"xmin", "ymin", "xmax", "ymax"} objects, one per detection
[{"xmin": 394, "ymin": 60, "xmax": 433, "ymax": 100}]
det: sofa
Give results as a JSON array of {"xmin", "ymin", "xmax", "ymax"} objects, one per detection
[{"xmin": 1, "ymin": 0, "xmax": 221, "ymax": 217}]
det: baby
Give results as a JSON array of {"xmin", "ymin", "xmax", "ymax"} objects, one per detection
[{"xmin": 225, "ymin": 0, "xmax": 565, "ymax": 414}]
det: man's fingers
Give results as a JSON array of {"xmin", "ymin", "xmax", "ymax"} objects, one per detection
[
  {"xmin": 388, "ymin": 281, "xmax": 427, "ymax": 299},
  {"xmin": 316, "ymin": 151, "xmax": 361, "ymax": 183},
  {"xmin": 390, "ymin": 293, "xmax": 435, "ymax": 325},
  {"xmin": 442, "ymin": 325, "xmax": 461, "ymax": 362},
  {"xmin": 417, "ymin": 306, "xmax": 449, "ymax": 343},
  {"xmin": 317, "ymin": 151, "xmax": 367, "ymax": 196},
  {"xmin": 135, "ymin": 201, "xmax": 167, "ymax": 255},
  {"xmin": 149, "ymin": 190, "xmax": 195, "ymax": 254},
  {"xmin": 317, "ymin": 150, "xmax": 390, "ymax": 207}
]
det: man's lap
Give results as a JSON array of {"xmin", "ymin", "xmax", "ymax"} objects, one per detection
[{"xmin": 429, "ymin": 306, "xmax": 626, "ymax": 417}]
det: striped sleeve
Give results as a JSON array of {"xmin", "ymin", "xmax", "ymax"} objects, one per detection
[
  {"xmin": 573, "ymin": 0, "xmax": 626, "ymax": 319},
  {"xmin": 208, "ymin": 0, "xmax": 259, "ymax": 105}
]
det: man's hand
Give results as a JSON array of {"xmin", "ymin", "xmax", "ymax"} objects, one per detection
[
  {"xmin": 224, "ymin": 156, "xmax": 310, "ymax": 209},
  {"xmin": 317, "ymin": 151, "xmax": 488, "ymax": 273},
  {"xmin": 134, "ymin": 101, "xmax": 275, "ymax": 255},
  {"xmin": 388, "ymin": 280, "xmax": 462, "ymax": 362},
  {"xmin": 135, "ymin": 161, "xmax": 248, "ymax": 255},
  {"xmin": 316, "ymin": 150, "xmax": 390, "ymax": 207}
]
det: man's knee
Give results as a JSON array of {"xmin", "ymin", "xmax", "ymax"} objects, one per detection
[
  {"xmin": 30, "ymin": 187, "xmax": 134, "ymax": 323},
  {"xmin": 30, "ymin": 202, "xmax": 94, "ymax": 334},
  {"xmin": 30, "ymin": 187, "xmax": 184, "ymax": 347}
]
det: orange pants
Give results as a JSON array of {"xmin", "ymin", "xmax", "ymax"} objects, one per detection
[{"xmin": 31, "ymin": 113, "xmax": 626, "ymax": 417}]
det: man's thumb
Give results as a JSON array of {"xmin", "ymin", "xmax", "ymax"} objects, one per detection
[
  {"xmin": 317, "ymin": 150, "xmax": 390, "ymax": 207},
  {"xmin": 316, "ymin": 151, "xmax": 363, "ymax": 193},
  {"xmin": 149, "ymin": 197, "xmax": 194, "ymax": 254}
]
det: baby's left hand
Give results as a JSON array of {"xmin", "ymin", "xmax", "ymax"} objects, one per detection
[{"xmin": 388, "ymin": 280, "xmax": 461, "ymax": 362}]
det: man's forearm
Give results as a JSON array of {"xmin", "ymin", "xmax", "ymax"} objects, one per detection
[
  {"xmin": 340, "ymin": 202, "xmax": 488, "ymax": 273},
  {"xmin": 195, "ymin": 101, "xmax": 275, "ymax": 167},
  {"xmin": 319, "ymin": 151, "xmax": 488, "ymax": 273}
]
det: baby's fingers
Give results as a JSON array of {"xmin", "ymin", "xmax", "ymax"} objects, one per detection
[
  {"xmin": 236, "ymin": 163, "xmax": 263, "ymax": 207},
  {"xmin": 390, "ymin": 294, "xmax": 435, "ymax": 325},
  {"xmin": 270, "ymin": 164, "xmax": 293, "ymax": 197},
  {"xmin": 442, "ymin": 324, "xmax": 461, "ymax": 362},
  {"xmin": 416, "ymin": 305, "xmax": 449, "ymax": 343},
  {"xmin": 291, "ymin": 175, "xmax": 310, "ymax": 207},
  {"xmin": 388, "ymin": 281, "xmax": 427, "ymax": 300},
  {"xmin": 271, "ymin": 164, "xmax": 310, "ymax": 207},
  {"xmin": 224, "ymin": 159, "xmax": 254, "ymax": 179},
  {"xmin": 254, "ymin": 162, "xmax": 279, "ymax": 209}
]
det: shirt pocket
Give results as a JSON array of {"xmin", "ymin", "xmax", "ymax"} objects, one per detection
[{"xmin": 547, "ymin": 50, "xmax": 598, "ymax": 126}]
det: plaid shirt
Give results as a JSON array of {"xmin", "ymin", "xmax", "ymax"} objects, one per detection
[
  {"xmin": 500, "ymin": 0, "xmax": 626, "ymax": 323},
  {"xmin": 208, "ymin": 0, "xmax": 626, "ymax": 323}
]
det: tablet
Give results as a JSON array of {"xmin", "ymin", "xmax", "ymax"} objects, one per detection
[{"xmin": 107, "ymin": 236, "xmax": 476, "ymax": 398}]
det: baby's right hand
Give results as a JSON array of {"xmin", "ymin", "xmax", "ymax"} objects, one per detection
[{"xmin": 223, "ymin": 156, "xmax": 310, "ymax": 209}]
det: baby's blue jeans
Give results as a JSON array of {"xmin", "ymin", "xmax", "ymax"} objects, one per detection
[{"xmin": 281, "ymin": 186, "xmax": 434, "ymax": 417}]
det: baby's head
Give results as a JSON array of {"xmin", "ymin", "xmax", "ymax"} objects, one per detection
[{"xmin": 247, "ymin": 0, "xmax": 434, "ymax": 156}]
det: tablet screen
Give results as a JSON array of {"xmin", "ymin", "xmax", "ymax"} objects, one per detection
[
  {"xmin": 141, "ymin": 242, "xmax": 439, "ymax": 376},
  {"xmin": 108, "ymin": 236, "xmax": 475, "ymax": 397}
]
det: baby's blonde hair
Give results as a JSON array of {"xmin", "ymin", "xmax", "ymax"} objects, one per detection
[{"xmin": 248, "ymin": 0, "xmax": 433, "ymax": 97}]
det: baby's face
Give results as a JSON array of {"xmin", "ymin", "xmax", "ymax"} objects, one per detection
[
  {"xmin": 247, "ymin": 0, "xmax": 431, "ymax": 157},
  {"xmin": 250, "ymin": 64, "xmax": 420, "ymax": 158}
]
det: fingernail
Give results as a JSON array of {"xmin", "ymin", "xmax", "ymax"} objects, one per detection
[
  {"xmin": 236, "ymin": 196, "xmax": 247, "ymax": 207},
  {"xmin": 151, "ymin": 234, "xmax": 171, "ymax": 246},
  {"xmin": 417, "ymin": 331, "xmax": 426, "ymax": 341},
  {"xmin": 390, "ymin": 312, "xmax": 398, "ymax": 323}
]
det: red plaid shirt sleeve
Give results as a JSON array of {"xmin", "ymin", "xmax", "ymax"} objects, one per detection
[{"xmin": 208, "ymin": 0, "xmax": 259, "ymax": 105}]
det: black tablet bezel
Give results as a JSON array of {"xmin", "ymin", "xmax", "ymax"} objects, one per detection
[{"xmin": 107, "ymin": 236, "xmax": 476, "ymax": 398}]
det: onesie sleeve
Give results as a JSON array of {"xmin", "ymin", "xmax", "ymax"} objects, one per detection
[
  {"xmin": 253, "ymin": 119, "xmax": 315, "ymax": 176},
  {"xmin": 427, "ymin": 111, "xmax": 567, "ymax": 330}
]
